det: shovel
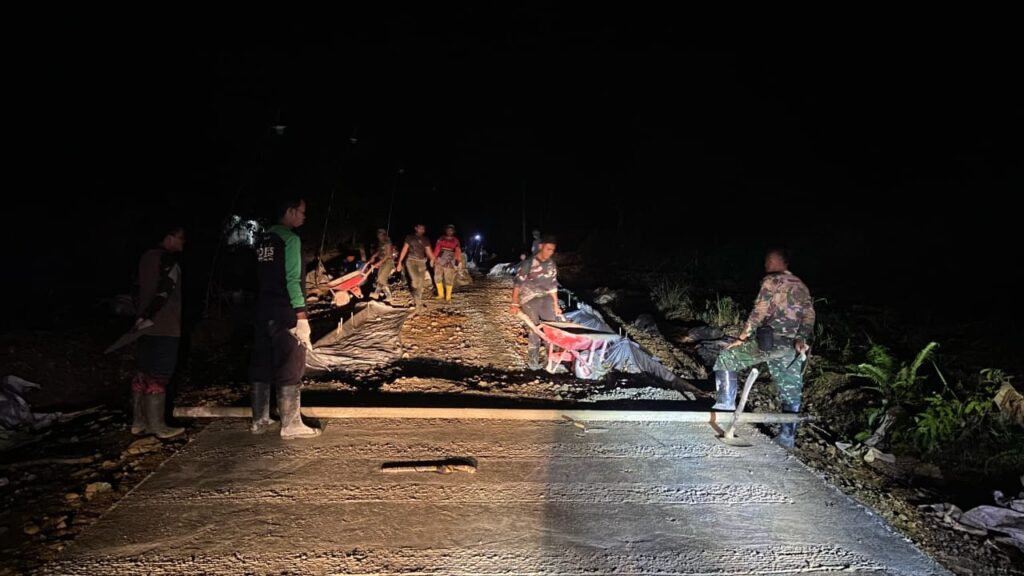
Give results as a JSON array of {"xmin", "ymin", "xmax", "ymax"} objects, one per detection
[
  {"xmin": 104, "ymin": 320, "xmax": 153, "ymax": 354},
  {"xmin": 718, "ymin": 368, "xmax": 760, "ymax": 447}
]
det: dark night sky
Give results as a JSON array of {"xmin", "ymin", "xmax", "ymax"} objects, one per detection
[{"xmin": 6, "ymin": 14, "xmax": 1022, "ymax": 331}]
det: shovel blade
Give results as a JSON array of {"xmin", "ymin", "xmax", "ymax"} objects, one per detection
[
  {"xmin": 718, "ymin": 434, "xmax": 754, "ymax": 447},
  {"xmin": 104, "ymin": 328, "xmax": 146, "ymax": 354}
]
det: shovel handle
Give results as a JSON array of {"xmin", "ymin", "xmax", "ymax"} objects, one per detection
[{"xmin": 725, "ymin": 368, "xmax": 759, "ymax": 438}]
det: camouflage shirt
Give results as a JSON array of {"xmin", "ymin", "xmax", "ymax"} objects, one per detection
[
  {"xmin": 376, "ymin": 240, "xmax": 394, "ymax": 264},
  {"xmin": 741, "ymin": 270, "xmax": 815, "ymax": 342},
  {"xmin": 514, "ymin": 256, "xmax": 558, "ymax": 303}
]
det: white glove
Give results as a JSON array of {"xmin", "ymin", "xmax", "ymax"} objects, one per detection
[
  {"xmin": 133, "ymin": 318, "xmax": 154, "ymax": 332},
  {"xmin": 290, "ymin": 318, "xmax": 313, "ymax": 350}
]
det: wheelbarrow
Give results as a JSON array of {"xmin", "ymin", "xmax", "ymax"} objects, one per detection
[
  {"xmin": 326, "ymin": 265, "xmax": 372, "ymax": 307},
  {"xmin": 516, "ymin": 313, "xmax": 620, "ymax": 376}
]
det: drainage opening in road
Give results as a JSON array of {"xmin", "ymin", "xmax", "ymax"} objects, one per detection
[{"xmin": 381, "ymin": 457, "xmax": 478, "ymax": 475}]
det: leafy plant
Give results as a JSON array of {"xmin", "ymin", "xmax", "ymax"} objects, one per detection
[
  {"xmin": 651, "ymin": 280, "xmax": 693, "ymax": 321},
  {"xmin": 698, "ymin": 295, "xmax": 744, "ymax": 328},
  {"xmin": 847, "ymin": 341, "xmax": 938, "ymax": 408},
  {"xmin": 846, "ymin": 342, "xmax": 938, "ymax": 446},
  {"xmin": 847, "ymin": 343, "xmax": 1010, "ymax": 456},
  {"xmin": 979, "ymin": 368, "xmax": 1013, "ymax": 391},
  {"xmin": 912, "ymin": 392, "xmax": 993, "ymax": 453},
  {"xmin": 810, "ymin": 298, "xmax": 856, "ymax": 359}
]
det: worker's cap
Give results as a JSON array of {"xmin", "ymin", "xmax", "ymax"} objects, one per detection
[
  {"xmin": 539, "ymin": 234, "xmax": 557, "ymax": 245},
  {"xmin": 445, "ymin": 224, "xmax": 456, "ymax": 231}
]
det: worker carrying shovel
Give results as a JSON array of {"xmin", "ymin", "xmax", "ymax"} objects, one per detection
[
  {"xmin": 510, "ymin": 235, "xmax": 563, "ymax": 370},
  {"xmin": 712, "ymin": 247, "xmax": 815, "ymax": 449}
]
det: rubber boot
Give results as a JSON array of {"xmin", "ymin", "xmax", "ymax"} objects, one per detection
[
  {"xmin": 250, "ymin": 381, "xmax": 276, "ymax": 435},
  {"xmin": 278, "ymin": 385, "xmax": 321, "ymax": 439},
  {"xmin": 712, "ymin": 370, "xmax": 738, "ymax": 411},
  {"xmin": 527, "ymin": 345, "xmax": 544, "ymax": 371},
  {"xmin": 435, "ymin": 283, "xmax": 444, "ymax": 299},
  {"xmin": 445, "ymin": 285, "xmax": 453, "ymax": 302},
  {"xmin": 130, "ymin": 392, "xmax": 148, "ymax": 435},
  {"xmin": 144, "ymin": 393, "xmax": 184, "ymax": 439},
  {"xmin": 773, "ymin": 401, "xmax": 800, "ymax": 449}
]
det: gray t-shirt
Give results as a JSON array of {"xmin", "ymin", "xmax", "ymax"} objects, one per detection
[{"xmin": 404, "ymin": 234, "xmax": 432, "ymax": 261}]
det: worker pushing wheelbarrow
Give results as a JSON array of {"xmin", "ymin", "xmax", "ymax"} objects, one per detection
[
  {"xmin": 509, "ymin": 237, "xmax": 704, "ymax": 399},
  {"xmin": 516, "ymin": 313, "xmax": 620, "ymax": 376},
  {"xmin": 514, "ymin": 311, "xmax": 704, "ymax": 400},
  {"xmin": 510, "ymin": 234, "xmax": 621, "ymax": 376},
  {"xmin": 509, "ymin": 234, "xmax": 567, "ymax": 370}
]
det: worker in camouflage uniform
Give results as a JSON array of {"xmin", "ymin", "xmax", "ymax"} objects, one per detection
[
  {"xmin": 368, "ymin": 228, "xmax": 395, "ymax": 301},
  {"xmin": 713, "ymin": 247, "xmax": 815, "ymax": 448},
  {"xmin": 510, "ymin": 235, "xmax": 562, "ymax": 370}
]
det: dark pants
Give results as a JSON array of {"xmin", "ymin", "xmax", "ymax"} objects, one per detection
[
  {"xmin": 249, "ymin": 319, "xmax": 306, "ymax": 388},
  {"xmin": 521, "ymin": 296, "xmax": 558, "ymax": 350},
  {"xmin": 133, "ymin": 336, "xmax": 179, "ymax": 394}
]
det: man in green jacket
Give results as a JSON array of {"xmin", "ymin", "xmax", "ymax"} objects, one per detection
[{"xmin": 250, "ymin": 196, "xmax": 321, "ymax": 439}]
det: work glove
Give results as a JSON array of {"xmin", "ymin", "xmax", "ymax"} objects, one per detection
[
  {"xmin": 133, "ymin": 318, "xmax": 154, "ymax": 332},
  {"xmin": 290, "ymin": 318, "xmax": 313, "ymax": 351}
]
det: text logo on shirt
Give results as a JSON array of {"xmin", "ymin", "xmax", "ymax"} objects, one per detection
[{"xmin": 256, "ymin": 246, "xmax": 275, "ymax": 262}]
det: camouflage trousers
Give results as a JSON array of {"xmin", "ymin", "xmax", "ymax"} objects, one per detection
[
  {"xmin": 712, "ymin": 340, "xmax": 805, "ymax": 407},
  {"xmin": 375, "ymin": 260, "xmax": 394, "ymax": 294}
]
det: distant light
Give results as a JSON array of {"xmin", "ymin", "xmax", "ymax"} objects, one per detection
[{"xmin": 474, "ymin": 235, "xmax": 481, "ymax": 241}]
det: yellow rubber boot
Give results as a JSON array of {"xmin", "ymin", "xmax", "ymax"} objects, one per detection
[
  {"xmin": 445, "ymin": 285, "xmax": 453, "ymax": 301},
  {"xmin": 435, "ymin": 283, "xmax": 444, "ymax": 299}
]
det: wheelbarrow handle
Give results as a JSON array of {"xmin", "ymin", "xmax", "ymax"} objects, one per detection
[{"xmin": 516, "ymin": 311, "xmax": 547, "ymax": 340}]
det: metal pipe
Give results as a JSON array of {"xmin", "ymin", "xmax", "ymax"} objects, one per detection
[{"xmin": 174, "ymin": 406, "xmax": 810, "ymax": 423}]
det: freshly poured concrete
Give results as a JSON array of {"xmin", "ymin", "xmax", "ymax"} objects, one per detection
[{"xmin": 41, "ymin": 419, "xmax": 948, "ymax": 575}]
